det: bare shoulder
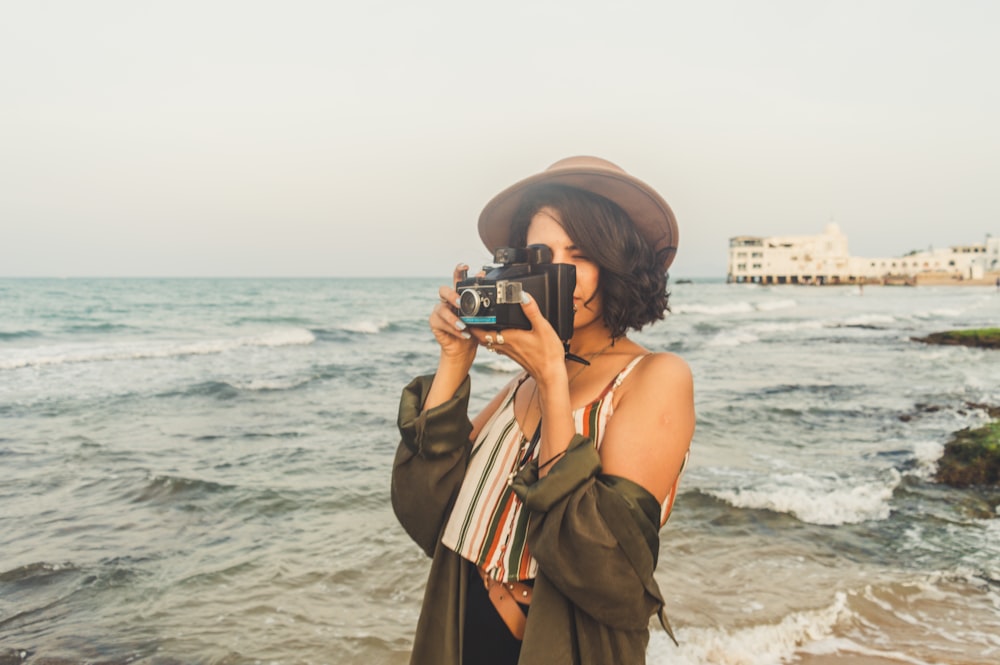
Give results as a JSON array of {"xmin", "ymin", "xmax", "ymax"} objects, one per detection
[
  {"xmin": 609, "ymin": 351, "xmax": 693, "ymax": 420},
  {"xmin": 601, "ymin": 351, "xmax": 695, "ymax": 503},
  {"xmin": 627, "ymin": 351, "xmax": 693, "ymax": 395}
]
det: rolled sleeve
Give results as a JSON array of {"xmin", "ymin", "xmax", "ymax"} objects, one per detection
[
  {"xmin": 510, "ymin": 436, "xmax": 666, "ymax": 631},
  {"xmin": 392, "ymin": 374, "xmax": 474, "ymax": 557}
]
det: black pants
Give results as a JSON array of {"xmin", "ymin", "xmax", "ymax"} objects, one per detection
[{"xmin": 462, "ymin": 565, "xmax": 531, "ymax": 665}]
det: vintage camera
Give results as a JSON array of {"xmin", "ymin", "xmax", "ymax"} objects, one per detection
[{"xmin": 456, "ymin": 244, "xmax": 576, "ymax": 342}]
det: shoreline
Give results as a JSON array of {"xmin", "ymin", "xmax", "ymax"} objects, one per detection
[
  {"xmin": 913, "ymin": 271, "xmax": 1000, "ymax": 287},
  {"xmin": 724, "ymin": 271, "xmax": 1000, "ymax": 287}
]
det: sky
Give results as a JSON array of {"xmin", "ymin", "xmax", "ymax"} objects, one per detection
[{"xmin": 1, "ymin": 0, "xmax": 998, "ymax": 278}]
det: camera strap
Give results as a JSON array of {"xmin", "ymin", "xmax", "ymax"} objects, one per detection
[
  {"xmin": 564, "ymin": 342, "xmax": 591, "ymax": 366},
  {"xmin": 517, "ymin": 422, "xmax": 543, "ymax": 469}
]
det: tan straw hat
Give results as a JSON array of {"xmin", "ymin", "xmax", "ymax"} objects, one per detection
[{"xmin": 478, "ymin": 156, "xmax": 679, "ymax": 269}]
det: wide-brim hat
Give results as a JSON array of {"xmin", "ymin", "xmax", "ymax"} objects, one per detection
[{"xmin": 478, "ymin": 156, "xmax": 679, "ymax": 269}]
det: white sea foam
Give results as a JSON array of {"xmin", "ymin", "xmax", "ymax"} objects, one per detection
[
  {"xmin": 916, "ymin": 308, "xmax": 963, "ymax": 319},
  {"xmin": 749, "ymin": 320, "xmax": 824, "ymax": 334},
  {"xmin": 707, "ymin": 470, "xmax": 901, "ymax": 525},
  {"xmin": 841, "ymin": 313, "xmax": 896, "ymax": 326},
  {"xmin": 337, "ymin": 319, "xmax": 389, "ymax": 334},
  {"xmin": 755, "ymin": 298, "xmax": 797, "ymax": 312},
  {"xmin": 673, "ymin": 302, "xmax": 755, "ymax": 315},
  {"xmin": 799, "ymin": 637, "xmax": 939, "ymax": 665},
  {"xmin": 648, "ymin": 592, "xmax": 852, "ymax": 665},
  {"xmin": 705, "ymin": 331, "xmax": 760, "ymax": 348},
  {"xmin": 0, "ymin": 328, "xmax": 316, "ymax": 370},
  {"xmin": 477, "ymin": 357, "xmax": 520, "ymax": 373},
  {"xmin": 910, "ymin": 439, "xmax": 945, "ymax": 478},
  {"xmin": 233, "ymin": 377, "xmax": 311, "ymax": 392},
  {"xmin": 673, "ymin": 298, "xmax": 798, "ymax": 316}
]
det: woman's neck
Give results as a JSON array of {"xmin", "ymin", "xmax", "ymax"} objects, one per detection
[{"xmin": 567, "ymin": 323, "xmax": 618, "ymax": 358}]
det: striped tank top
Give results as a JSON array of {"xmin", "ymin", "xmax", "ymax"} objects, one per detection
[{"xmin": 441, "ymin": 355, "xmax": 684, "ymax": 583}]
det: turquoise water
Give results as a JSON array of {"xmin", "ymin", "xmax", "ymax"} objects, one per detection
[{"xmin": 1, "ymin": 278, "xmax": 998, "ymax": 664}]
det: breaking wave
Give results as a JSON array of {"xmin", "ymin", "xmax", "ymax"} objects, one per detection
[{"xmin": 0, "ymin": 328, "xmax": 316, "ymax": 370}]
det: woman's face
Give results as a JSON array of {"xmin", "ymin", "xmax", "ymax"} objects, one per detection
[{"xmin": 526, "ymin": 206, "xmax": 602, "ymax": 330}]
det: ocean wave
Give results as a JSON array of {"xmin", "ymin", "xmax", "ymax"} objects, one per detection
[
  {"xmin": 672, "ymin": 302, "xmax": 755, "ymax": 315},
  {"xmin": 799, "ymin": 636, "xmax": 941, "ymax": 665},
  {"xmin": 756, "ymin": 298, "xmax": 797, "ymax": 312},
  {"xmin": 473, "ymin": 356, "xmax": 521, "ymax": 374},
  {"xmin": 760, "ymin": 382, "xmax": 850, "ymax": 397},
  {"xmin": 310, "ymin": 319, "xmax": 397, "ymax": 341},
  {"xmin": 0, "ymin": 561, "xmax": 78, "ymax": 584},
  {"xmin": 0, "ymin": 328, "xmax": 316, "ymax": 370},
  {"xmin": 706, "ymin": 470, "xmax": 901, "ymax": 525},
  {"xmin": 749, "ymin": 320, "xmax": 825, "ymax": 334},
  {"xmin": 702, "ymin": 319, "xmax": 825, "ymax": 344},
  {"xmin": 801, "ymin": 573, "xmax": 1000, "ymax": 663},
  {"xmin": 649, "ymin": 592, "xmax": 852, "ymax": 665},
  {"xmin": 705, "ymin": 331, "xmax": 760, "ymax": 347},
  {"xmin": 839, "ymin": 314, "xmax": 896, "ymax": 328},
  {"xmin": 672, "ymin": 299, "xmax": 797, "ymax": 316},
  {"xmin": 232, "ymin": 377, "xmax": 312, "ymax": 392},
  {"xmin": 129, "ymin": 474, "xmax": 236, "ymax": 505},
  {"xmin": 129, "ymin": 473, "xmax": 304, "ymax": 517},
  {"xmin": 0, "ymin": 329, "xmax": 42, "ymax": 341},
  {"xmin": 909, "ymin": 439, "xmax": 945, "ymax": 479},
  {"xmin": 912, "ymin": 308, "xmax": 963, "ymax": 320},
  {"xmin": 336, "ymin": 319, "xmax": 391, "ymax": 334},
  {"xmin": 232, "ymin": 315, "xmax": 312, "ymax": 326},
  {"xmin": 62, "ymin": 323, "xmax": 135, "ymax": 334},
  {"xmin": 158, "ymin": 380, "xmax": 243, "ymax": 400},
  {"xmin": 161, "ymin": 376, "xmax": 313, "ymax": 397}
]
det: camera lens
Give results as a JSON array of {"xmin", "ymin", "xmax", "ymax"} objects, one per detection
[{"xmin": 458, "ymin": 289, "xmax": 481, "ymax": 316}]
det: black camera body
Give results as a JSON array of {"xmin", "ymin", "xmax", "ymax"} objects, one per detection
[{"xmin": 456, "ymin": 245, "xmax": 576, "ymax": 342}]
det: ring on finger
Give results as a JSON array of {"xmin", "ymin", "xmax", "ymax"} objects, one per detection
[{"xmin": 495, "ymin": 332, "xmax": 505, "ymax": 345}]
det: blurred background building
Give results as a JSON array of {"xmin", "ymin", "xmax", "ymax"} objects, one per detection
[{"xmin": 727, "ymin": 224, "xmax": 1000, "ymax": 285}]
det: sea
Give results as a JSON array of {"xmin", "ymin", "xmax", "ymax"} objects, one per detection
[{"xmin": 1, "ymin": 277, "xmax": 998, "ymax": 665}]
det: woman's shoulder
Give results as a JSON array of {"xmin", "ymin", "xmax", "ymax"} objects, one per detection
[{"xmin": 621, "ymin": 350, "xmax": 693, "ymax": 397}]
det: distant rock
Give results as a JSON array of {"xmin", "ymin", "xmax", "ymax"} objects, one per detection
[
  {"xmin": 935, "ymin": 420, "xmax": 1000, "ymax": 489},
  {"xmin": 912, "ymin": 328, "xmax": 1000, "ymax": 349}
]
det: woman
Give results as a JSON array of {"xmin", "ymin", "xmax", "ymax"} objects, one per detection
[{"xmin": 392, "ymin": 156, "xmax": 695, "ymax": 665}]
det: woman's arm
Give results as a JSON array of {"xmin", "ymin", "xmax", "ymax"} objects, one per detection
[
  {"xmin": 599, "ymin": 352, "xmax": 695, "ymax": 515},
  {"xmin": 391, "ymin": 374, "xmax": 474, "ymax": 557},
  {"xmin": 510, "ymin": 353, "xmax": 694, "ymax": 627},
  {"xmin": 423, "ymin": 264, "xmax": 480, "ymax": 411}
]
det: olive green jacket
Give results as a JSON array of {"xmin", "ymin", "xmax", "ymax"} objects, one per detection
[{"xmin": 392, "ymin": 374, "xmax": 674, "ymax": 665}]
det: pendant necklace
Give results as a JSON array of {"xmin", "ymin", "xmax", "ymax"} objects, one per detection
[{"xmin": 510, "ymin": 339, "xmax": 617, "ymax": 480}]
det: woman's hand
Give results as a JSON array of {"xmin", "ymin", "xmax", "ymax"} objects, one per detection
[
  {"xmin": 489, "ymin": 292, "xmax": 567, "ymax": 388},
  {"xmin": 497, "ymin": 291, "xmax": 575, "ymax": 477},
  {"xmin": 422, "ymin": 264, "xmax": 483, "ymax": 412},
  {"xmin": 429, "ymin": 264, "xmax": 478, "ymax": 365}
]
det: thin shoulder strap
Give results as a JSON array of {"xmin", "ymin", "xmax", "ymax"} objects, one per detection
[
  {"xmin": 593, "ymin": 353, "xmax": 653, "ymax": 403},
  {"xmin": 612, "ymin": 353, "xmax": 651, "ymax": 389}
]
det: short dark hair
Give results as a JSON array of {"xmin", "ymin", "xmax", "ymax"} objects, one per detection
[{"xmin": 509, "ymin": 184, "xmax": 670, "ymax": 338}]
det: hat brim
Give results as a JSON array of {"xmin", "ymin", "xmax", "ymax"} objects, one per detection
[{"xmin": 478, "ymin": 156, "xmax": 679, "ymax": 269}]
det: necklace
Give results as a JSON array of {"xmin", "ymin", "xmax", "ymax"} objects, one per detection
[
  {"xmin": 509, "ymin": 339, "xmax": 617, "ymax": 487},
  {"xmin": 520, "ymin": 339, "xmax": 616, "ymax": 441}
]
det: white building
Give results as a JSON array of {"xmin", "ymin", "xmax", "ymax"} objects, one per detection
[{"xmin": 727, "ymin": 224, "xmax": 1000, "ymax": 285}]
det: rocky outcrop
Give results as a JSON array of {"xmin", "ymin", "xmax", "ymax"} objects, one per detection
[
  {"xmin": 913, "ymin": 328, "xmax": 1000, "ymax": 350},
  {"xmin": 934, "ymin": 420, "xmax": 1000, "ymax": 488}
]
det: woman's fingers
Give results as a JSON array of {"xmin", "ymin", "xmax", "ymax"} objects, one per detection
[
  {"xmin": 453, "ymin": 263, "xmax": 470, "ymax": 286},
  {"xmin": 438, "ymin": 285, "xmax": 460, "ymax": 310},
  {"xmin": 431, "ymin": 302, "xmax": 470, "ymax": 340},
  {"xmin": 517, "ymin": 291, "xmax": 548, "ymax": 330}
]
